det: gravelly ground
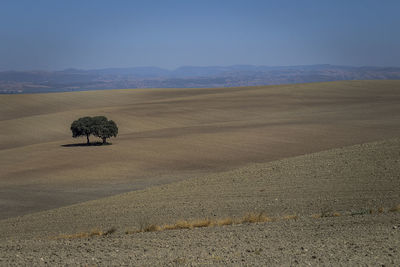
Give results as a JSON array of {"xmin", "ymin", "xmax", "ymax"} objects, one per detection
[{"xmin": 1, "ymin": 213, "xmax": 399, "ymax": 266}]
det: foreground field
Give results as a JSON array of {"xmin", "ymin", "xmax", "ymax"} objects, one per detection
[
  {"xmin": 2, "ymin": 215, "xmax": 399, "ymax": 266},
  {"xmin": 0, "ymin": 138, "xmax": 399, "ymax": 265},
  {"xmin": 1, "ymin": 80, "xmax": 400, "ymax": 219}
]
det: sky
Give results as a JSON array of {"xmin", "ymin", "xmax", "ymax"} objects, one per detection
[{"xmin": 0, "ymin": 0, "xmax": 399, "ymax": 71}]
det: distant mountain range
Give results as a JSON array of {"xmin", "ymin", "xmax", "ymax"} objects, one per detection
[{"xmin": 1, "ymin": 64, "xmax": 400, "ymax": 93}]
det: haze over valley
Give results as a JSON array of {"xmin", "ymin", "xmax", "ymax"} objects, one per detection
[{"xmin": 1, "ymin": 64, "xmax": 400, "ymax": 93}]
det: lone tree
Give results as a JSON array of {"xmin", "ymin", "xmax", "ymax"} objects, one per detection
[
  {"xmin": 70, "ymin": 116, "xmax": 118, "ymax": 145},
  {"xmin": 70, "ymin": 116, "xmax": 94, "ymax": 144},
  {"xmin": 92, "ymin": 116, "xmax": 119, "ymax": 144}
]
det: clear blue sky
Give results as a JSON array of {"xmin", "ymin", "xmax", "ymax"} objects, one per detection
[{"xmin": 0, "ymin": 0, "xmax": 399, "ymax": 70}]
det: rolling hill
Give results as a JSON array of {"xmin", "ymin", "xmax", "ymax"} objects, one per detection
[{"xmin": 1, "ymin": 80, "xmax": 400, "ymax": 219}]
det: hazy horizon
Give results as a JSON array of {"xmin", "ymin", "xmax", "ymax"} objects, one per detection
[
  {"xmin": 1, "ymin": 0, "xmax": 399, "ymax": 71},
  {"xmin": 3, "ymin": 63, "xmax": 400, "ymax": 73}
]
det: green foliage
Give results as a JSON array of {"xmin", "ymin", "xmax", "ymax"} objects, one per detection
[
  {"xmin": 70, "ymin": 116, "xmax": 118, "ymax": 145},
  {"xmin": 91, "ymin": 116, "xmax": 118, "ymax": 144},
  {"xmin": 70, "ymin": 116, "xmax": 92, "ymax": 138}
]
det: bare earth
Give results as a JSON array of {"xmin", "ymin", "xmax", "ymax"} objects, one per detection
[
  {"xmin": 1, "ymin": 80, "xmax": 400, "ymax": 219},
  {"xmin": 0, "ymin": 137, "xmax": 399, "ymax": 265},
  {"xmin": 0, "ymin": 80, "xmax": 400, "ymax": 265}
]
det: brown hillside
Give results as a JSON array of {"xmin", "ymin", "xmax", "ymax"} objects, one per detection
[{"xmin": 1, "ymin": 80, "xmax": 400, "ymax": 219}]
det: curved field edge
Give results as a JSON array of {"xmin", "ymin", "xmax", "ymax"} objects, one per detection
[{"xmin": 0, "ymin": 137, "xmax": 399, "ymax": 240}]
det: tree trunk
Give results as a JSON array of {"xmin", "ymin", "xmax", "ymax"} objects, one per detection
[
  {"xmin": 86, "ymin": 134, "xmax": 90, "ymax": 145},
  {"xmin": 102, "ymin": 137, "xmax": 107, "ymax": 144}
]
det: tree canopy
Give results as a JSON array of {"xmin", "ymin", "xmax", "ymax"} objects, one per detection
[{"xmin": 70, "ymin": 116, "xmax": 118, "ymax": 145}]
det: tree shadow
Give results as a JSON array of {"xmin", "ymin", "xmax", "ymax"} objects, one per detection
[{"xmin": 61, "ymin": 142, "xmax": 111, "ymax": 147}]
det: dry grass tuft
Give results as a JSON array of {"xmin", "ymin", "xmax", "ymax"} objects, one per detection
[
  {"xmin": 89, "ymin": 229, "xmax": 103, "ymax": 237},
  {"xmin": 283, "ymin": 215, "xmax": 298, "ymax": 220},
  {"xmin": 127, "ymin": 213, "xmax": 273, "ymax": 235},
  {"xmin": 125, "ymin": 224, "xmax": 161, "ymax": 234},
  {"xmin": 389, "ymin": 204, "xmax": 400, "ymax": 212},
  {"xmin": 163, "ymin": 220, "xmax": 192, "ymax": 230},
  {"xmin": 174, "ymin": 220, "xmax": 193, "ymax": 229},
  {"xmin": 241, "ymin": 212, "xmax": 271, "ymax": 224},
  {"xmin": 216, "ymin": 217, "xmax": 234, "ymax": 226},
  {"xmin": 161, "ymin": 224, "xmax": 177, "ymax": 231},
  {"xmin": 143, "ymin": 224, "xmax": 161, "ymax": 232},
  {"xmin": 124, "ymin": 203, "xmax": 400, "ymax": 236},
  {"xmin": 191, "ymin": 219, "xmax": 212, "ymax": 228}
]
